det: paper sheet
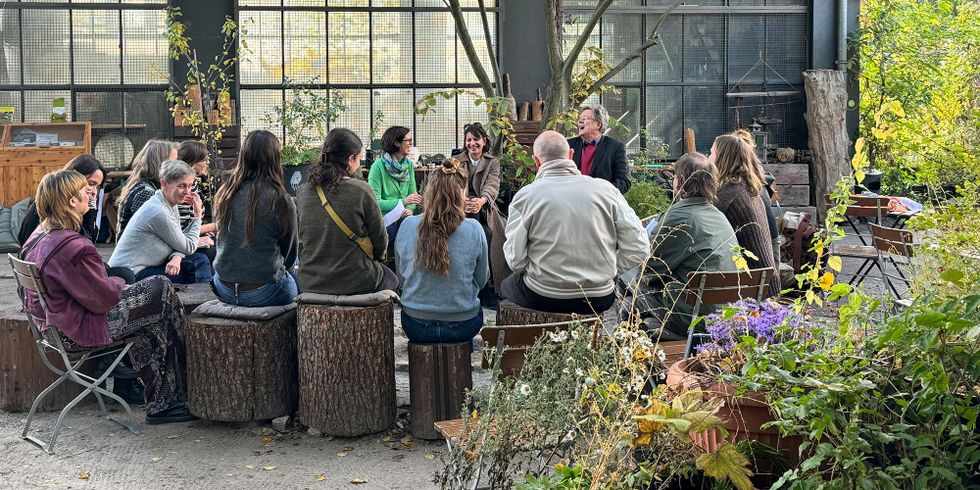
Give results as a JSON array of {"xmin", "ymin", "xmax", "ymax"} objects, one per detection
[{"xmin": 383, "ymin": 200, "xmax": 406, "ymax": 227}]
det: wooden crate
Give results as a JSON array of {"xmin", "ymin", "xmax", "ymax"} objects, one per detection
[
  {"xmin": 764, "ymin": 163, "xmax": 811, "ymax": 207},
  {"xmin": 0, "ymin": 122, "xmax": 92, "ymax": 207}
]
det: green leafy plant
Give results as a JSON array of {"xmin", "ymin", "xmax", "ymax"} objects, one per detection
[
  {"xmin": 623, "ymin": 181, "xmax": 671, "ymax": 220},
  {"xmin": 262, "ymin": 78, "xmax": 347, "ymax": 166}
]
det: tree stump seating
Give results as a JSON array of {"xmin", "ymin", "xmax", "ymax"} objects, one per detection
[
  {"xmin": 296, "ymin": 291, "xmax": 398, "ymax": 437},
  {"xmin": 185, "ymin": 304, "xmax": 298, "ymax": 422},
  {"xmin": 408, "ymin": 341, "xmax": 472, "ymax": 440}
]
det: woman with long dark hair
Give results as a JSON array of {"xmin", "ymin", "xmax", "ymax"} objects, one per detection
[
  {"xmin": 710, "ymin": 134, "xmax": 779, "ymax": 295},
  {"xmin": 211, "ymin": 130, "xmax": 298, "ymax": 307},
  {"xmin": 368, "ymin": 125, "xmax": 421, "ymax": 243},
  {"xmin": 21, "ymin": 170, "xmax": 195, "ymax": 424},
  {"xmin": 297, "ymin": 128, "xmax": 399, "ymax": 295},
  {"xmin": 395, "ymin": 159, "xmax": 488, "ymax": 343}
]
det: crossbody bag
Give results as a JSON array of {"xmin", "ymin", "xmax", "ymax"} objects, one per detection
[{"xmin": 316, "ymin": 185, "xmax": 373, "ymax": 258}]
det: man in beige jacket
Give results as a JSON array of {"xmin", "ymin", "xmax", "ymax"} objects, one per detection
[{"xmin": 501, "ymin": 131, "xmax": 649, "ymax": 314}]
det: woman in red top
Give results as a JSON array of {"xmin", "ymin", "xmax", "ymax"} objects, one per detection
[{"xmin": 20, "ymin": 170, "xmax": 195, "ymax": 425}]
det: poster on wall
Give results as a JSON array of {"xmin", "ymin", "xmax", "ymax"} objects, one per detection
[{"xmin": 0, "ymin": 106, "xmax": 14, "ymax": 124}]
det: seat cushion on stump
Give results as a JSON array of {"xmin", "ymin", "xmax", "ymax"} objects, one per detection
[
  {"xmin": 192, "ymin": 299, "xmax": 297, "ymax": 320},
  {"xmin": 296, "ymin": 290, "xmax": 399, "ymax": 307}
]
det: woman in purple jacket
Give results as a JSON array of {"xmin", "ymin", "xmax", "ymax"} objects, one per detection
[{"xmin": 20, "ymin": 170, "xmax": 195, "ymax": 425}]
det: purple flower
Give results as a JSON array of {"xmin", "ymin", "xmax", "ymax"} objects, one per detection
[{"xmin": 695, "ymin": 300, "xmax": 801, "ymax": 354}]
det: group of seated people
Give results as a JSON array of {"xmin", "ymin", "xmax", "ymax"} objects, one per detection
[{"xmin": 18, "ymin": 103, "xmax": 779, "ymax": 424}]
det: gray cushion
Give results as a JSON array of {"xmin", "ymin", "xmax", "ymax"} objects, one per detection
[
  {"xmin": 192, "ymin": 299, "xmax": 297, "ymax": 320},
  {"xmin": 0, "ymin": 208, "xmax": 18, "ymax": 253},
  {"xmin": 10, "ymin": 197, "xmax": 33, "ymax": 242},
  {"xmin": 297, "ymin": 290, "xmax": 399, "ymax": 307}
]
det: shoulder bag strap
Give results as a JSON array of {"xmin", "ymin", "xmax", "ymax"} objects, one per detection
[{"xmin": 316, "ymin": 185, "xmax": 373, "ymax": 257}]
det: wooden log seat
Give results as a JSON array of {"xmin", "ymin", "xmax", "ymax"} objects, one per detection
[
  {"xmin": 185, "ymin": 300, "xmax": 299, "ymax": 422},
  {"xmin": 296, "ymin": 291, "xmax": 398, "ymax": 437},
  {"xmin": 487, "ymin": 301, "xmax": 601, "ymax": 375},
  {"xmin": 408, "ymin": 341, "xmax": 472, "ymax": 440}
]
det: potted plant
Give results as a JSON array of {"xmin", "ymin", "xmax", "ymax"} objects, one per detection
[
  {"xmin": 263, "ymin": 79, "xmax": 346, "ymax": 195},
  {"xmin": 666, "ymin": 300, "xmax": 805, "ymax": 462}
]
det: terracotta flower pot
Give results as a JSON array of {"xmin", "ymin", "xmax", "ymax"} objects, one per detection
[{"xmin": 666, "ymin": 358, "xmax": 802, "ymax": 461}]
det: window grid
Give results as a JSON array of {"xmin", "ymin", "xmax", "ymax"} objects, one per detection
[
  {"xmin": 237, "ymin": 1, "xmax": 498, "ymax": 155},
  {"xmin": 0, "ymin": 2, "xmax": 172, "ymax": 164},
  {"xmin": 565, "ymin": 4, "xmax": 809, "ymax": 157}
]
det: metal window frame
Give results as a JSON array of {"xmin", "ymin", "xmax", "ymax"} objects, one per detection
[{"xmin": 235, "ymin": 1, "xmax": 501, "ymax": 151}]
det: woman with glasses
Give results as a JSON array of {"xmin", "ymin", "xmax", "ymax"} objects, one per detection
[
  {"xmin": 368, "ymin": 125, "xmax": 422, "ymax": 243},
  {"xmin": 451, "ymin": 122, "xmax": 501, "ymax": 307},
  {"xmin": 21, "ymin": 170, "xmax": 195, "ymax": 424}
]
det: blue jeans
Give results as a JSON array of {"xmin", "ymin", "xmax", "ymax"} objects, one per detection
[
  {"xmin": 400, "ymin": 309, "xmax": 483, "ymax": 344},
  {"xmin": 136, "ymin": 252, "xmax": 213, "ymax": 284},
  {"xmin": 211, "ymin": 271, "xmax": 299, "ymax": 307}
]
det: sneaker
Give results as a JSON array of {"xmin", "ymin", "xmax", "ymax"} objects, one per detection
[{"xmin": 146, "ymin": 404, "xmax": 199, "ymax": 425}]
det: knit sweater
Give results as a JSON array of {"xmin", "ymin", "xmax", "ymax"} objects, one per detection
[
  {"xmin": 367, "ymin": 159, "xmax": 418, "ymax": 214},
  {"xmin": 504, "ymin": 158, "xmax": 649, "ymax": 299},
  {"xmin": 296, "ymin": 179, "xmax": 388, "ymax": 295},
  {"xmin": 214, "ymin": 181, "xmax": 298, "ymax": 284},
  {"xmin": 108, "ymin": 190, "xmax": 201, "ymax": 274},
  {"xmin": 714, "ymin": 183, "xmax": 779, "ymax": 295},
  {"xmin": 395, "ymin": 216, "xmax": 489, "ymax": 322},
  {"xmin": 118, "ymin": 180, "xmax": 159, "ymax": 235}
]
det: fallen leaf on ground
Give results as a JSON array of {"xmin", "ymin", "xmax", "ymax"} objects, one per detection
[
  {"xmin": 165, "ymin": 434, "xmax": 179, "ymax": 439},
  {"xmin": 315, "ymin": 474, "xmax": 326, "ymax": 481},
  {"xmin": 424, "ymin": 452, "xmax": 436, "ymax": 460},
  {"xmin": 351, "ymin": 479, "xmax": 367, "ymax": 485},
  {"xmin": 336, "ymin": 451, "xmax": 348, "ymax": 457},
  {"xmin": 263, "ymin": 466, "xmax": 276, "ymax": 471},
  {"xmin": 382, "ymin": 435, "xmax": 394, "ymax": 443},
  {"xmin": 400, "ymin": 436, "xmax": 413, "ymax": 448},
  {"xmin": 260, "ymin": 437, "xmax": 272, "ymax": 444},
  {"xmin": 151, "ymin": 457, "xmax": 162, "ymax": 462},
  {"xmin": 245, "ymin": 465, "xmax": 255, "ymax": 470},
  {"xmin": 78, "ymin": 471, "xmax": 90, "ymax": 480}
]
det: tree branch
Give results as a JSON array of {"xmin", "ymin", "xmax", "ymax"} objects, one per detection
[
  {"xmin": 561, "ymin": 0, "xmax": 615, "ymax": 81},
  {"xmin": 446, "ymin": 0, "xmax": 496, "ymax": 98},
  {"xmin": 477, "ymin": 0, "xmax": 502, "ymax": 94},
  {"xmin": 544, "ymin": 0, "xmax": 563, "ymax": 101},
  {"xmin": 584, "ymin": 0, "xmax": 683, "ymax": 95}
]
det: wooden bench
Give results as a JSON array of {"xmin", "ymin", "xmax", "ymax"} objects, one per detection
[
  {"xmin": 185, "ymin": 309, "xmax": 298, "ymax": 422},
  {"xmin": 297, "ymin": 295, "xmax": 396, "ymax": 437},
  {"xmin": 409, "ymin": 341, "xmax": 472, "ymax": 440}
]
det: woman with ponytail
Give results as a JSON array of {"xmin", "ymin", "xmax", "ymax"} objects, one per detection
[
  {"xmin": 296, "ymin": 128, "xmax": 399, "ymax": 295},
  {"xmin": 394, "ymin": 159, "xmax": 488, "ymax": 343}
]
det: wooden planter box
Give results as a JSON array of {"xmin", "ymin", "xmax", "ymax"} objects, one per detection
[
  {"xmin": 0, "ymin": 122, "xmax": 92, "ymax": 207},
  {"xmin": 763, "ymin": 163, "xmax": 811, "ymax": 207}
]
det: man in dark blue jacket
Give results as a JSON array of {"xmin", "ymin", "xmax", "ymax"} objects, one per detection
[{"xmin": 567, "ymin": 104, "xmax": 631, "ymax": 194}]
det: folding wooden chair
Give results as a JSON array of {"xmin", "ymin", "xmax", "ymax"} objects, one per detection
[
  {"xmin": 7, "ymin": 253, "xmax": 140, "ymax": 454},
  {"xmin": 869, "ymin": 223, "xmax": 915, "ymax": 305},
  {"xmin": 825, "ymin": 194, "xmax": 890, "ymax": 287},
  {"xmin": 682, "ymin": 267, "xmax": 774, "ymax": 359}
]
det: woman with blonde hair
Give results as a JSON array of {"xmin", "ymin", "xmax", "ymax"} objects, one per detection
[
  {"xmin": 394, "ymin": 159, "xmax": 488, "ymax": 343},
  {"xmin": 117, "ymin": 140, "xmax": 178, "ymax": 235},
  {"xmin": 20, "ymin": 170, "xmax": 195, "ymax": 424},
  {"xmin": 731, "ymin": 129, "xmax": 779, "ymax": 267},
  {"xmin": 709, "ymin": 134, "xmax": 779, "ymax": 295}
]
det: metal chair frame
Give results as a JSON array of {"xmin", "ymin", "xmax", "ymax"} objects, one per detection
[
  {"xmin": 825, "ymin": 194, "xmax": 890, "ymax": 288},
  {"xmin": 868, "ymin": 223, "xmax": 915, "ymax": 303},
  {"xmin": 682, "ymin": 267, "xmax": 774, "ymax": 359},
  {"xmin": 7, "ymin": 253, "xmax": 140, "ymax": 454}
]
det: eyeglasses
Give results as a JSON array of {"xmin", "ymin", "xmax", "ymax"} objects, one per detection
[
  {"xmin": 463, "ymin": 122, "xmax": 483, "ymax": 132},
  {"xmin": 401, "ymin": 137, "xmax": 414, "ymax": 144}
]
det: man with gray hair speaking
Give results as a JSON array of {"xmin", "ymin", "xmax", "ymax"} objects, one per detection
[
  {"xmin": 568, "ymin": 104, "xmax": 631, "ymax": 193},
  {"xmin": 501, "ymin": 131, "xmax": 649, "ymax": 314}
]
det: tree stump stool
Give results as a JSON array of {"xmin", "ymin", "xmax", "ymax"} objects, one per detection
[
  {"xmin": 408, "ymin": 342, "xmax": 472, "ymax": 440},
  {"xmin": 297, "ymin": 294, "xmax": 397, "ymax": 437},
  {"xmin": 185, "ymin": 309, "xmax": 298, "ymax": 422},
  {"xmin": 496, "ymin": 300, "xmax": 579, "ymax": 326}
]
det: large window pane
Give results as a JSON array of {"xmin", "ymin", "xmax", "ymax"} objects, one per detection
[
  {"xmin": 328, "ymin": 12, "xmax": 369, "ymax": 84},
  {"xmin": 285, "ymin": 11, "xmax": 326, "ymax": 82},
  {"xmin": 684, "ymin": 15, "xmax": 726, "ymax": 83},
  {"xmin": 240, "ymin": 89, "xmax": 284, "ymax": 139},
  {"xmin": 23, "ymin": 10, "xmax": 70, "ymax": 85},
  {"xmin": 123, "ymin": 10, "xmax": 168, "ymax": 84},
  {"xmin": 73, "ymin": 10, "xmax": 121, "ymax": 85},
  {"xmin": 0, "ymin": 10, "xmax": 22, "ymax": 85},
  {"xmin": 372, "ymin": 12, "xmax": 413, "ymax": 84},
  {"xmin": 240, "ymin": 11, "xmax": 284, "ymax": 84},
  {"xmin": 24, "ymin": 90, "xmax": 71, "ymax": 123},
  {"xmin": 603, "ymin": 14, "xmax": 642, "ymax": 84},
  {"xmin": 457, "ymin": 12, "xmax": 495, "ymax": 85},
  {"xmin": 415, "ymin": 88, "xmax": 457, "ymax": 157},
  {"xmin": 373, "ymin": 88, "xmax": 416, "ymax": 137},
  {"xmin": 331, "ymin": 89, "xmax": 371, "ymax": 145},
  {"xmin": 415, "ymin": 12, "xmax": 455, "ymax": 84}
]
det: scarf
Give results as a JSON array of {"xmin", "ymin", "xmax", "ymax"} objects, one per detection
[{"xmin": 381, "ymin": 152, "xmax": 413, "ymax": 183}]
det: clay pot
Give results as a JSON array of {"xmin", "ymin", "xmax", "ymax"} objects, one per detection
[{"xmin": 666, "ymin": 358, "xmax": 802, "ymax": 461}]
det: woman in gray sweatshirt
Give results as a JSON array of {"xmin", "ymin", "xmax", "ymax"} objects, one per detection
[{"xmin": 211, "ymin": 130, "xmax": 298, "ymax": 307}]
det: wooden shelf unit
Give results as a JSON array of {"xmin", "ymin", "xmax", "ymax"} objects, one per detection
[{"xmin": 0, "ymin": 122, "xmax": 92, "ymax": 207}]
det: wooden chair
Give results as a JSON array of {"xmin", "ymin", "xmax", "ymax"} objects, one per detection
[
  {"xmin": 869, "ymin": 223, "xmax": 915, "ymax": 304},
  {"xmin": 7, "ymin": 253, "xmax": 140, "ymax": 454},
  {"xmin": 681, "ymin": 267, "xmax": 775, "ymax": 359},
  {"xmin": 824, "ymin": 194, "xmax": 889, "ymax": 287}
]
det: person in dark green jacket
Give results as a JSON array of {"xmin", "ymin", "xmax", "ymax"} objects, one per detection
[
  {"xmin": 367, "ymin": 125, "xmax": 421, "ymax": 244},
  {"xmin": 625, "ymin": 152, "xmax": 739, "ymax": 338}
]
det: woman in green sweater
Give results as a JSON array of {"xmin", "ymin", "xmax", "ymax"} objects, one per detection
[
  {"xmin": 368, "ymin": 125, "xmax": 421, "ymax": 243},
  {"xmin": 297, "ymin": 128, "xmax": 400, "ymax": 295}
]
